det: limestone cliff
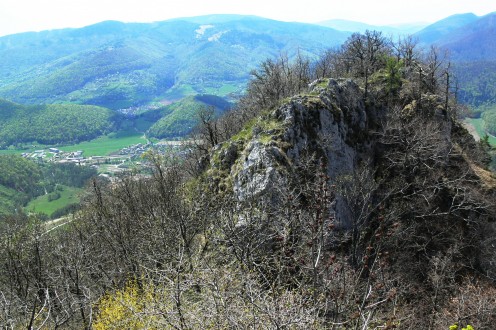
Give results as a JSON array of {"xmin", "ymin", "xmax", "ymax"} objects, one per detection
[{"xmin": 207, "ymin": 78, "xmax": 377, "ymax": 228}]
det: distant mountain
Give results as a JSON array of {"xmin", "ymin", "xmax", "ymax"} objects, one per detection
[
  {"xmin": 0, "ymin": 15, "xmax": 350, "ymax": 109},
  {"xmin": 414, "ymin": 12, "xmax": 496, "ymax": 60},
  {"xmin": 435, "ymin": 12, "xmax": 496, "ymax": 61},
  {"xmin": 168, "ymin": 14, "xmax": 264, "ymax": 24},
  {"xmin": 411, "ymin": 12, "xmax": 496, "ymax": 119},
  {"xmin": 414, "ymin": 13, "xmax": 479, "ymax": 45},
  {"xmin": 442, "ymin": 12, "xmax": 496, "ymax": 108},
  {"xmin": 317, "ymin": 19, "xmax": 427, "ymax": 36}
]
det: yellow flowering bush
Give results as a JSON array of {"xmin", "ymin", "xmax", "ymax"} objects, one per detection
[
  {"xmin": 449, "ymin": 323, "xmax": 474, "ymax": 330},
  {"xmin": 93, "ymin": 280, "xmax": 158, "ymax": 330}
]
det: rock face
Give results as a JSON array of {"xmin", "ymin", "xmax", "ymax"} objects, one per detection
[
  {"xmin": 211, "ymin": 78, "xmax": 376, "ymax": 228},
  {"xmin": 280, "ymin": 79, "xmax": 368, "ymax": 177},
  {"xmin": 233, "ymin": 141, "xmax": 287, "ymax": 201}
]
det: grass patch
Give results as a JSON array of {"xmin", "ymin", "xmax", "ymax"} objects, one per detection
[
  {"xmin": 25, "ymin": 185, "xmax": 82, "ymax": 217},
  {"xmin": 0, "ymin": 143, "xmax": 51, "ymax": 155},
  {"xmin": 259, "ymin": 134, "xmax": 274, "ymax": 144},
  {"xmin": 59, "ymin": 130, "xmax": 146, "ymax": 156},
  {"xmin": 231, "ymin": 117, "xmax": 258, "ymax": 142},
  {"xmin": 467, "ymin": 118, "xmax": 496, "ymax": 146}
]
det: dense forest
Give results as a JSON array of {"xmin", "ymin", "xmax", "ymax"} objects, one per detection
[
  {"xmin": 454, "ymin": 61, "xmax": 496, "ymax": 109},
  {"xmin": 146, "ymin": 94, "xmax": 231, "ymax": 138},
  {"xmin": 0, "ymin": 100, "xmax": 115, "ymax": 148},
  {"xmin": 0, "ymin": 31, "xmax": 495, "ymax": 329},
  {"xmin": 0, "ymin": 155, "xmax": 96, "ymax": 216}
]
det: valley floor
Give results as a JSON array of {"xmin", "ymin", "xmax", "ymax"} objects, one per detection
[{"xmin": 465, "ymin": 117, "xmax": 496, "ymax": 146}]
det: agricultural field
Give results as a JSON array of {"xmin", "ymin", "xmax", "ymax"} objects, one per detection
[
  {"xmin": 0, "ymin": 131, "xmax": 147, "ymax": 157},
  {"xmin": 0, "ymin": 149, "xmax": 23, "ymax": 155},
  {"xmin": 59, "ymin": 130, "xmax": 147, "ymax": 157},
  {"xmin": 25, "ymin": 185, "xmax": 82, "ymax": 218}
]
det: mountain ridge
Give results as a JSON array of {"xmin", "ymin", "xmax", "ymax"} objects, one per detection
[
  {"xmin": 436, "ymin": 12, "xmax": 496, "ymax": 61},
  {"xmin": 414, "ymin": 12, "xmax": 479, "ymax": 44},
  {"xmin": 0, "ymin": 16, "xmax": 350, "ymax": 109},
  {"xmin": 317, "ymin": 18, "xmax": 427, "ymax": 35}
]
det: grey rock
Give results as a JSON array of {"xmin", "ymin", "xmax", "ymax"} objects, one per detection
[
  {"xmin": 233, "ymin": 141, "xmax": 286, "ymax": 201},
  {"xmin": 220, "ymin": 79, "xmax": 375, "ymax": 227}
]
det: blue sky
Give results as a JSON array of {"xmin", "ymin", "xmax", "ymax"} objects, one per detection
[{"xmin": 1, "ymin": 0, "xmax": 495, "ymax": 36}]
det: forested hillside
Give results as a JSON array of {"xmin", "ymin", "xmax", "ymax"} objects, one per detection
[
  {"xmin": 0, "ymin": 155, "xmax": 42, "ymax": 214},
  {"xmin": 0, "ymin": 31, "xmax": 494, "ymax": 329},
  {"xmin": 0, "ymin": 99, "xmax": 115, "ymax": 147},
  {"xmin": 146, "ymin": 94, "xmax": 231, "ymax": 138},
  {"xmin": 1, "ymin": 13, "xmax": 496, "ymax": 145},
  {"xmin": 0, "ymin": 16, "xmax": 349, "ymax": 109},
  {"xmin": 0, "ymin": 155, "xmax": 96, "ymax": 216}
]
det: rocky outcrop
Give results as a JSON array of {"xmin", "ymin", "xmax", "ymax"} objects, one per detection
[
  {"xmin": 209, "ymin": 78, "xmax": 376, "ymax": 227},
  {"xmin": 232, "ymin": 141, "xmax": 287, "ymax": 201},
  {"xmin": 279, "ymin": 79, "xmax": 369, "ymax": 176},
  {"xmin": 205, "ymin": 75, "xmax": 496, "ymax": 294}
]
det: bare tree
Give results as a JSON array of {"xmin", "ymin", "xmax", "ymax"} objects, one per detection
[
  {"xmin": 313, "ymin": 49, "xmax": 337, "ymax": 79},
  {"xmin": 342, "ymin": 31, "xmax": 389, "ymax": 99}
]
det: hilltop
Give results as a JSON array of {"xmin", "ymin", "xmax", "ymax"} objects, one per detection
[
  {"xmin": 415, "ymin": 12, "xmax": 496, "ymax": 61},
  {"xmin": 145, "ymin": 94, "xmax": 231, "ymax": 138},
  {"xmin": 414, "ymin": 13, "xmax": 479, "ymax": 44},
  {"xmin": 317, "ymin": 18, "xmax": 427, "ymax": 36},
  {"xmin": 0, "ymin": 15, "xmax": 349, "ymax": 109}
]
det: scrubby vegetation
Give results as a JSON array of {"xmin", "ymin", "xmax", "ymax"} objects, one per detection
[{"xmin": 0, "ymin": 31, "xmax": 495, "ymax": 329}]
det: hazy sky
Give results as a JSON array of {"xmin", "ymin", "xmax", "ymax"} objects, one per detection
[{"xmin": 1, "ymin": 0, "xmax": 495, "ymax": 37}]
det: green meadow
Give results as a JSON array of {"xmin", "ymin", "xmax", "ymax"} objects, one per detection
[
  {"xmin": 25, "ymin": 185, "xmax": 82, "ymax": 217},
  {"xmin": 58, "ymin": 131, "xmax": 147, "ymax": 157},
  {"xmin": 0, "ymin": 131, "xmax": 147, "ymax": 157}
]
